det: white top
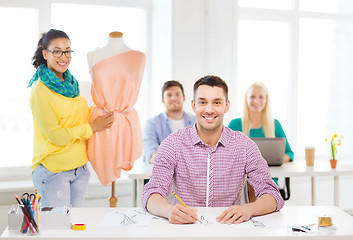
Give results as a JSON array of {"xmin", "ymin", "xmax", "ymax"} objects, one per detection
[
  {"xmin": 87, "ymin": 35, "xmax": 132, "ymax": 70},
  {"xmin": 168, "ymin": 118, "xmax": 185, "ymax": 133}
]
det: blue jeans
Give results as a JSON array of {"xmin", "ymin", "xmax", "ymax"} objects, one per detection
[{"xmin": 32, "ymin": 164, "xmax": 90, "ymax": 207}]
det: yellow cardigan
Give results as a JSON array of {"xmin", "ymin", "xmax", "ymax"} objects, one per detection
[{"xmin": 30, "ymin": 81, "xmax": 93, "ymax": 173}]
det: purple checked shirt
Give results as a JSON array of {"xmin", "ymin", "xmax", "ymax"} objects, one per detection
[{"xmin": 142, "ymin": 125, "xmax": 284, "ymax": 211}]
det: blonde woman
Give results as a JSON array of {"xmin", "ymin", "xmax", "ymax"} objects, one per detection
[
  {"xmin": 229, "ymin": 82, "xmax": 293, "ymax": 200},
  {"xmin": 229, "ymin": 82, "xmax": 294, "ymax": 162}
]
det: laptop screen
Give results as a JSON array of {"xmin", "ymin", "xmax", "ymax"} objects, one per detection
[{"xmin": 251, "ymin": 137, "xmax": 286, "ymax": 166}]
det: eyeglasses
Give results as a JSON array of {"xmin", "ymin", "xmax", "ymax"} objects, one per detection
[{"xmin": 46, "ymin": 49, "xmax": 74, "ymax": 58}]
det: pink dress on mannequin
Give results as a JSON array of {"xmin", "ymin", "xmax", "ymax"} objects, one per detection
[{"xmin": 87, "ymin": 50, "xmax": 145, "ymax": 186}]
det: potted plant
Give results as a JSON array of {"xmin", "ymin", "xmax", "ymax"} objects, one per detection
[{"xmin": 325, "ymin": 133, "xmax": 343, "ymax": 169}]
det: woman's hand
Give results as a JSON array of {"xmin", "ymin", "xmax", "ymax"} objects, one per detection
[
  {"xmin": 283, "ymin": 154, "xmax": 291, "ymax": 162},
  {"xmin": 90, "ymin": 112, "xmax": 114, "ymax": 132}
]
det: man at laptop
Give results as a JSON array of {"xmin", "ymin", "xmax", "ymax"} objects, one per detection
[{"xmin": 143, "ymin": 76, "xmax": 284, "ymax": 224}]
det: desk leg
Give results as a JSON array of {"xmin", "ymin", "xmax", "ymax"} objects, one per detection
[
  {"xmin": 334, "ymin": 176, "xmax": 339, "ymax": 207},
  {"xmin": 311, "ymin": 176, "xmax": 315, "ymax": 206},
  {"xmin": 136, "ymin": 179, "xmax": 144, "ymax": 207},
  {"xmin": 132, "ymin": 180, "xmax": 137, "ymax": 207}
]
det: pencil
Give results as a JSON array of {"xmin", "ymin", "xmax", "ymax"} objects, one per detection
[
  {"xmin": 21, "ymin": 197, "xmax": 38, "ymax": 231},
  {"xmin": 172, "ymin": 191, "xmax": 200, "ymax": 221},
  {"xmin": 14, "ymin": 194, "xmax": 35, "ymax": 234},
  {"xmin": 35, "ymin": 189, "xmax": 40, "ymax": 232}
]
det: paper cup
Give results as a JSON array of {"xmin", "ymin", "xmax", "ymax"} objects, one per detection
[{"xmin": 305, "ymin": 147, "xmax": 315, "ymax": 166}]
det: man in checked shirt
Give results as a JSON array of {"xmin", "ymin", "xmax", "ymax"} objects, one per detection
[{"xmin": 142, "ymin": 75, "xmax": 284, "ymax": 224}]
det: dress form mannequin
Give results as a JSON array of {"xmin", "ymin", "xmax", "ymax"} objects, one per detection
[
  {"xmin": 87, "ymin": 31, "xmax": 145, "ymax": 207},
  {"xmin": 87, "ymin": 31, "xmax": 132, "ymax": 71}
]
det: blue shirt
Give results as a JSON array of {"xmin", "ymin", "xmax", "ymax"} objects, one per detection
[{"xmin": 143, "ymin": 111, "xmax": 196, "ymax": 162}]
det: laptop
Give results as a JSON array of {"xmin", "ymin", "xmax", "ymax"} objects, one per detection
[{"xmin": 251, "ymin": 137, "xmax": 286, "ymax": 166}]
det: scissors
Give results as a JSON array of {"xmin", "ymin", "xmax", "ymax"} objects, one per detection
[
  {"xmin": 20, "ymin": 193, "xmax": 38, "ymax": 233},
  {"xmin": 22, "ymin": 193, "xmax": 36, "ymax": 205}
]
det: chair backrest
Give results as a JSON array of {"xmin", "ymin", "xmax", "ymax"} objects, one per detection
[
  {"xmin": 245, "ymin": 178, "xmax": 291, "ymax": 202},
  {"xmin": 240, "ymin": 181, "xmax": 256, "ymax": 204},
  {"xmin": 279, "ymin": 177, "xmax": 291, "ymax": 200}
]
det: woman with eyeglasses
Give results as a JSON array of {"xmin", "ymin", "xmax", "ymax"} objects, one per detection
[{"xmin": 28, "ymin": 29, "xmax": 114, "ymax": 207}]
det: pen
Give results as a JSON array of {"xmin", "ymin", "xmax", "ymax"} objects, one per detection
[
  {"xmin": 172, "ymin": 191, "xmax": 200, "ymax": 221},
  {"xmin": 292, "ymin": 227, "xmax": 310, "ymax": 233},
  {"xmin": 14, "ymin": 194, "xmax": 35, "ymax": 234},
  {"xmin": 21, "ymin": 197, "xmax": 38, "ymax": 231}
]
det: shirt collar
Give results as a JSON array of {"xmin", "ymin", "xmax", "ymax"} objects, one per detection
[
  {"xmin": 162, "ymin": 111, "xmax": 169, "ymax": 121},
  {"xmin": 162, "ymin": 111, "xmax": 186, "ymax": 121},
  {"xmin": 217, "ymin": 126, "xmax": 228, "ymax": 147},
  {"xmin": 190, "ymin": 124, "xmax": 227, "ymax": 148},
  {"xmin": 190, "ymin": 124, "xmax": 202, "ymax": 145},
  {"xmin": 183, "ymin": 112, "xmax": 193, "ymax": 124}
]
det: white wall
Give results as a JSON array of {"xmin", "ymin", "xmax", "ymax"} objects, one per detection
[
  {"xmin": 171, "ymin": 0, "xmax": 207, "ymax": 113},
  {"xmin": 171, "ymin": 0, "xmax": 238, "ymax": 122}
]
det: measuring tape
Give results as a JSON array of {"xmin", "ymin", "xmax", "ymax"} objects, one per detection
[{"xmin": 71, "ymin": 223, "xmax": 86, "ymax": 230}]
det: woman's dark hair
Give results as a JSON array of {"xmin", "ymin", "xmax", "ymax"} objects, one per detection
[{"xmin": 32, "ymin": 29, "xmax": 70, "ymax": 69}]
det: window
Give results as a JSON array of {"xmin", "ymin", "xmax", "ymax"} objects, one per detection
[
  {"xmin": 297, "ymin": 18, "xmax": 335, "ymax": 154},
  {"xmin": 238, "ymin": 0, "xmax": 292, "ymax": 10},
  {"xmin": 237, "ymin": 20, "xmax": 290, "ymax": 127},
  {"xmin": 300, "ymin": 0, "xmax": 353, "ymax": 14},
  {"xmin": 236, "ymin": 1, "xmax": 353, "ymax": 160},
  {"xmin": 0, "ymin": 7, "xmax": 38, "ymax": 167}
]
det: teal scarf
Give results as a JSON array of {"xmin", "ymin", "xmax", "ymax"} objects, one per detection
[{"xmin": 28, "ymin": 64, "xmax": 80, "ymax": 98}]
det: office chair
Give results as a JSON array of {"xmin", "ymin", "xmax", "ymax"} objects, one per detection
[
  {"xmin": 246, "ymin": 177, "xmax": 291, "ymax": 202},
  {"xmin": 245, "ymin": 182, "xmax": 256, "ymax": 203},
  {"xmin": 279, "ymin": 177, "xmax": 291, "ymax": 201}
]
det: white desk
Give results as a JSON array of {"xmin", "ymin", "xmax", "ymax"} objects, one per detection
[
  {"xmin": 126, "ymin": 160, "xmax": 153, "ymax": 207},
  {"xmin": 128, "ymin": 160, "xmax": 353, "ymax": 207},
  {"xmin": 2, "ymin": 206, "xmax": 353, "ymax": 239},
  {"xmin": 270, "ymin": 161, "xmax": 353, "ymax": 206}
]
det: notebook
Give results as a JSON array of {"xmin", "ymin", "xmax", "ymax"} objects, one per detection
[{"xmin": 251, "ymin": 137, "xmax": 286, "ymax": 166}]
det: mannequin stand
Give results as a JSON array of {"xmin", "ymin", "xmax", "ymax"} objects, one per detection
[{"xmin": 109, "ymin": 181, "xmax": 118, "ymax": 207}]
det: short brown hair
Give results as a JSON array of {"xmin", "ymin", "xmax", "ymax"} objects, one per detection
[
  {"xmin": 193, "ymin": 75, "xmax": 228, "ymax": 101},
  {"xmin": 161, "ymin": 80, "xmax": 185, "ymax": 98}
]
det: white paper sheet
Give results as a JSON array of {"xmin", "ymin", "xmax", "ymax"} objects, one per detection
[
  {"xmin": 195, "ymin": 209, "xmax": 285, "ymax": 228},
  {"xmin": 99, "ymin": 209, "xmax": 161, "ymax": 226}
]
